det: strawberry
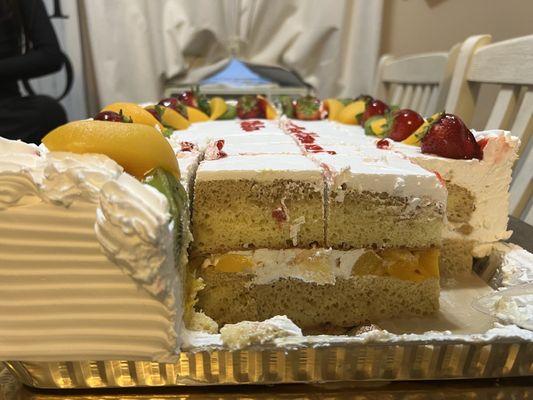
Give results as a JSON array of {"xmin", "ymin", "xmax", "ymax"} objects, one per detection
[
  {"xmin": 94, "ymin": 110, "xmax": 132, "ymax": 123},
  {"xmin": 355, "ymin": 94, "xmax": 373, "ymax": 103},
  {"xmin": 177, "ymin": 86, "xmax": 211, "ymax": 115},
  {"xmin": 158, "ymin": 97, "xmax": 188, "ymax": 119},
  {"xmin": 360, "ymin": 99, "xmax": 389, "ymax": 125},
  {"xmin": 294, "ymin": 95, "xmax": 322, "ymax": 120},
  {"xmin": 389, "ymin": 109, "xmax": 424, "ymax": 142},
  {"xmin": 421, "ymin": 113, "xmax": 482, "ymax": 160},
  {"xmin": 237, "ymin": 95, "xmax": 265, "ymax": 119}
]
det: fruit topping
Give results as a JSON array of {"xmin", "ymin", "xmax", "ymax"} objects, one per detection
[
  {"xmin": 186, "ymin": 106, "xmax": 210, "ymax": 122},
  {"xmin": 209, "ymin": 97, "xmax": 228, "ymax": 120},
  {"xmin": 177, "ymin": 86, "xmax": 211, "ymax": 115},
  {"xmin": 42, "ymin": 120, "xmax": 180, "ymax": 179},
  {"xmin": 337, "ymin": 98, "xmax": 370, "ymax": 125},
  {"xmin": 240, "ymin": 120, "xmax": 265, "ymax": 132},
  {"xmin": 279, "ymin": 95, "xmax": 295, "ymax": 118},
  {"xmin": 237, "ymin": 95, "xmax": 266, "ymax": 119},
  {"xmin": 364, "ymin": 115, "xmax": 391, "ymax": 137},
  {"xmin": 376, "ymin": 138, "xmax": 391, "ymax": 149},
  {"xmin": 143, "ymin": 168, "xmax": 188, "ymax": 261},
  {"xmin": 388, "ymin": 109, "xmax": 424, "ymax": 141},
  {"xmin": 360, "ymin": 99, "xmax": 389, "ymax": 125},
  {"xmin": 101, "ymin": 102, "xmax": 164, "ymax": 130},
  {"xmin": 420, "ymin": 113, "xmax": 482, "ymax": 160},
  {"xmin": 294, "ymin": 95, "xmax": 322, "ymax": 120},
  {"xmin": 211, "ymin": 254, "xmax": 254, "ymax": 273},
  {"xmin": 144, "ymin": 107, "xmax": 162, "ymax": 122},
  {"xmin": 401, "ymin": 111, "xmax": 443, "ymax": 145},
  {"xmin": 159, "ymin": 106, "xmax": 191, "ymax": 131},
  {"xmin": 158, "ymin": 97, "xmax": 188, "ymax": 119},
  {"xmin": 294, "ymin": 132, "xmax": 316, "ymax": 144},
  {"xmin": 219, "ymin": 103, "xmax": 237, "ymax": 120},
  {"xmin": 323, "ymin": 98, "xmax": 344, "ymax": 120},
  {"xmin": 477, "ymin": 137, "xmax": 489, "ymax": 151},
  {"xmin": 94, "ymin": 110, "xmax": 132, "ymax": 123}
]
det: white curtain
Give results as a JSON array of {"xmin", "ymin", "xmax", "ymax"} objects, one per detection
[{"xmin": 82, "ymin": 0, "xmax": 383, "ymax": 108}]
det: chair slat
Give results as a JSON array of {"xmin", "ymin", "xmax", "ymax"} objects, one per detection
[
  {"xmin": 418, "ymin": 85, "xmax": 432, "ymax": 116},
  {"xmin": 401, "ymin": 85, "xmax": 414, "ymax": 109},
  {"xmin": 485, "ymin": 85, "xmax": 520, "ymax": 131},
  {"xmin": 390, "ymin": 84, "xmax": 404, "ymax": 106},
  {"xmin": 410, "ymin": 85, "xmax": 423, "ymax": 110},
  {"xmin": 381, "ymin": 53, "xmax": 448, "ymax": 84},
  {"xmin": 426, "ymin": 85, "xmax": 440, "ymax": 116},
  {"xmin": 508, "ymin": 89, "xmax": 533, "ymax": 153}
]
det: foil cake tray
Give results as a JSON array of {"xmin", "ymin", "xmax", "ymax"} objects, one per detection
[{"xmin": 3, "ymin": 244, "xmax": 533, "ymax": 388}]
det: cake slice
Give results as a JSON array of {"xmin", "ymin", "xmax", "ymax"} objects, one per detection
[
  {"xmin": 0, "ymin": 120, "xmax": 189, "ymax": 362},
  {"xmin": 192, "ymin": 154, "xmax": 325, "ymax": 254}
]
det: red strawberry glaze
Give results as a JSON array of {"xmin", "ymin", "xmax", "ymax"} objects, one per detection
[
  {"xmin": 240, "ymin": 120, "xmax": 265, "ymax": 132},
  {"xmin": 477, "ymin": 137, "xmax": 489, "ymax": 151},
  {"xmin": 433, "ymin": 171, "xmax": 446, "ymax": 187},
  {"xmin": 295, "ymin": 132, "xmax": 316, "ymax": 144},
  {"xmin": 304, "ymin": 144, "xmax": 336, "ymax": 155},
  {"xmin": 376, "ymin": 138, "xmax": 391, "ymax": 149},
  {"xmin": 272, "ymin": 207, "xmax": 287, "ymax": 223},
  {"xmin": 180, "ymin": 141, "xmax": 195, "ymax": 152}
]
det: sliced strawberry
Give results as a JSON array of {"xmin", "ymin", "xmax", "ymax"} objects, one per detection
[
  {"xmin": 94, "ymin": 110, "xmax": 132, "ymax": 123},
  {"xmin": 360, "ymin": 99, "xmax": 389, "ymax": 125},
  {"xmin": 294, "ymin": 96, "xmax": 322, "ymax": 120},
  {"xmin": 158, "ymin": 97, "xmax": 188, "ymax": 118},
  {"xmin": 180, "ymin": 141, "xmax": 195, "ymax": 152},
  {"xmin": 421, "ymin": 113, "xmax": 482, "ymax": 160},
  {"xmin": 389, "ymin": 109, "xmax": 424, "ymax": 141},
  {"xmin": 376, "ymin": 138, "xmax": 391, "ymax": 149}
]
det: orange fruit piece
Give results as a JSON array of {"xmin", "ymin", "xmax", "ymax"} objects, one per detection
[
  {"xmin": 42, "ymin": 120, "xmax": 180, "ymax": 180},
  {"xmin": 160, "ymin": 107, "xmax": 190, "ymax": 130},
  {"xmin": 209, "ymin": 97, "xmax": 228, "ymax": 120},
  {"xmin": 101, "ymin": 102, "xmax": 164, "ymax": 131},
  {"xmin": 186, "ymin": 106, "xmax": 210, "ymax": 122},
  {"xmin": 324, "ymin": 99, "xmax": 344, "ymax": 121},
  {"xmin": 337, "ymin": 100, "xmax": 366, "ymax": 125}
]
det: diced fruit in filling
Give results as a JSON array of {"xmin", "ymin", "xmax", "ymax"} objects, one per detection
[
  {"xmin": 294, "ymin": 95, "xmax": 322, "ymax": 120},
  {"xmin": 186, "ymin": 106, "xmax": 210, "ymax": 122},
  {"xmin": 264, "ymin": 97, "xmax": 278, "ymax": 120},
  {"xmin": 94, "ymin": 110, "xmax": 132, "ymax": 123},
  {"xmin": 237, "ymin": 95, "xmax": 266, "ymax": 119},
  {"xmin": 351, "ymin": 248, "xmax": 439, "ymax": 282},
  {"xmin": 376, "ymin": 138, "xmax": 391, "ymax": 149},
  {"xmin": 42, "ymin": 119, "xmax": 180, "ymax": 180},
  {"xmin": 210, "ymin": 254, "xmax": 254, "ymax": 273},
  {"xmin": 337, "ymin": 99, "xmax": 368, "ymax": 125},
  {"xmin": 323, "ymin": 98, "xmax": 344, "ymax": 120},
  {"xmin": 209, "ymin": 97, "xmax": 228, "ymax": 120},
  {"xmin": 360, "ymin": 99, "xmax": 390, "ymax": 125},
  {"xmin": 101, "ymin": 102, "xmax": 164, "ymax": 131},
  {"xmin": 421, "ymin": 113, "xmax": 483, "ymax": 160},
  {"xmin": 389, "ymin": 109, "xmax": 425, "ymax": 141}
]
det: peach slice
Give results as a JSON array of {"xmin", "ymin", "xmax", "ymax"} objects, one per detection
[
  {"xmin": 102, "ymin": 102, "xmax": 164, "ymax": 131},
  {"xmin": 337, "ymin": 100, "xmax": 366, "ymax": 125},
  {"xmin": 324, "ymin": 98, "xmax": 344, "ymax": 121},
  {"xmin": 186, "ymin": 106, "xmax": 210, "ymax": 123},
  {"xmin": 209, "ymin": 97, "xmax": 228, "ymax": 120},
  {"xmin": 42, "ymin": 120, "xmax": 180, "ymax": 179},
  {"xmin": 257, "ymin": 96, "xmax": 277, "ymax": 120},
  {"xmin": 160, "ymin": 107, "xmax": 191, "ymax": 130}
]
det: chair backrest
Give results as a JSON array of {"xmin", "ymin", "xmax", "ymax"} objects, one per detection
[
  {"xmin": 372, "ymin": 45, "xmax": 460, "ymax": 116},
  {"xmin": 446, "ymin": 35, "xmax": 533, "ymax": 224}
]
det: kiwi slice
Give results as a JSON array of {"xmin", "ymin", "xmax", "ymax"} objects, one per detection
[
  {"xmin": 143, "ymin": 168, "xmax": 188, "ymax": 261},
  {"xmin": 219, "ymin": 104, "xmax": 237, "ymax": 120}
]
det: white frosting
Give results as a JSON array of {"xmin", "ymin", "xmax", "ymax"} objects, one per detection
[
  {"xmin": 42, "ymin": 152, "xmax": 123, "ymax": 206},
  {"xmin": 196, "ymin": 154, "xmax": 323, "ymax": 182},
  {"xmin": 220, "ymin": 316, "xmax": 302, "ymax": 350},
  {"xmin": 0, "ymin": 138, "xmax": 44, "ymax": 209}
]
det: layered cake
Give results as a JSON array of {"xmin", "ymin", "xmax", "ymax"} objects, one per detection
[{"xmin": 0, "ymin": 91, "xmax": 522, "ymax": 361}]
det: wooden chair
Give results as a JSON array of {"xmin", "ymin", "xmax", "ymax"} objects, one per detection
[
  {"xmin": 372, "ymin": 44, "xmax": 460, "ymax": 117},
  {"xmin": 446, "ymin": 35, "xmax": 533, "ymax": 224}
]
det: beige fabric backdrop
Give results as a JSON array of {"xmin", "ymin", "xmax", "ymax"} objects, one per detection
[{"xmin": 82, "ymin": 0, "xmax": 383, "ymax": 108}]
